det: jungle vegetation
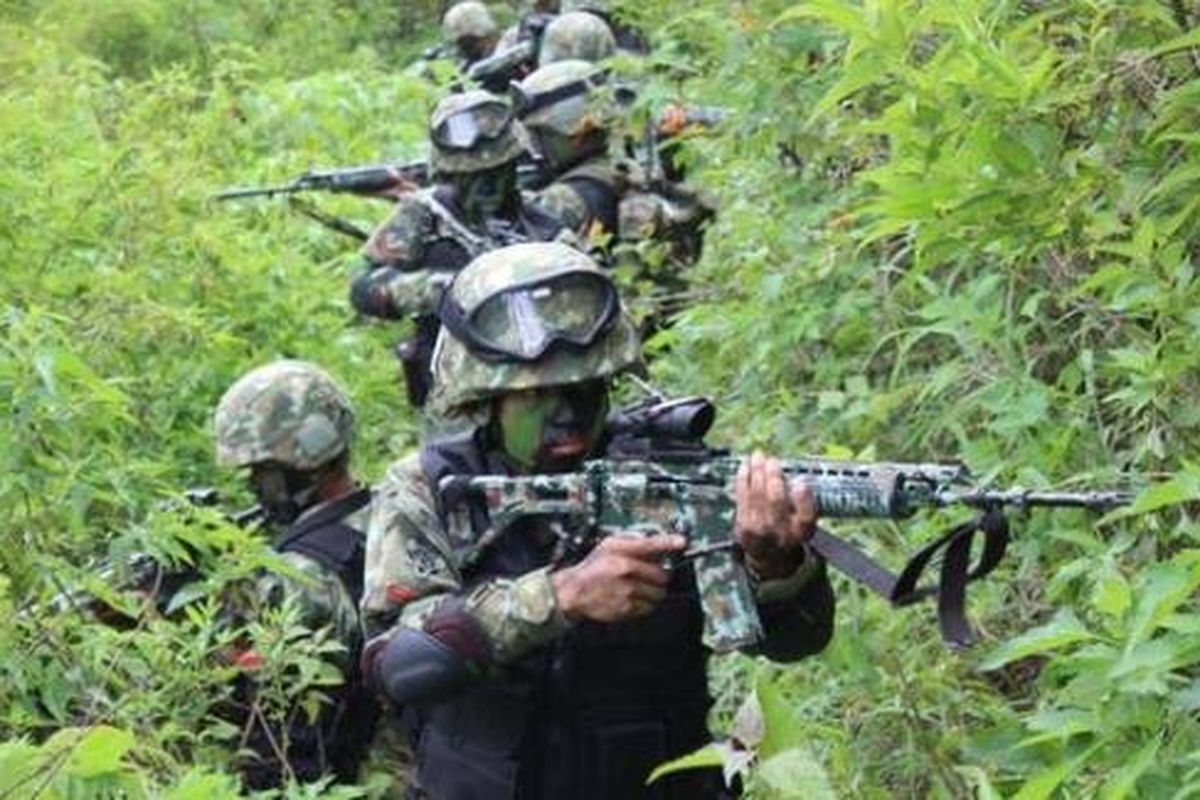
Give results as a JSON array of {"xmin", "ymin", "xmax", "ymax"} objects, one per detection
[{"xmin": 2, "ymin": 0, "xmax": 1199, "ymax": 796}]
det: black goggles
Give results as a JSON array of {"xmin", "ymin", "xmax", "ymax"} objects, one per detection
[
  {"xmin": 432, "ymin": 102, "xmax": 515, "ymax": 151},
  {"xmin": 511, "ymin": 70, "xmax": 609, "ymax": 118},
  {"xmin": 439, "ymin": 271, "xmax": 620, "ymax": 363}
]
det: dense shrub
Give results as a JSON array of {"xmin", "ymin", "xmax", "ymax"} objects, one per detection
[
  {"xmin": 628, "ymin": 0, "xmax": 1200, "ymax": 796},
  {"xmin": 3, "ymin": 0, "xmax": 1200, "ymax": 795}
]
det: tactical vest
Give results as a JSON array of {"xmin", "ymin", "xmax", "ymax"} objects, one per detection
[
  {"xmin": 241, "ymin": 489, "xmax": 379, "ymax": 789},
  {"xmin": 413, "ymin": 432, "xmax": 727, "ymax": 800},
  {"xmin": 556, "ymin": 157, "xmax": 625, "ymax": 236}
]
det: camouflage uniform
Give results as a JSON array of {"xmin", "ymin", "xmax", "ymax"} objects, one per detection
[
  {"xmin": 215, "ymin": 361, "xmax": 382, "ymax": 790},
  {"xmin": 516, "ymin": 60, "xmax": 714, "ymax": 289},
  {"xmin": 361, "ymin": 244, "xmax": 835, "ymax": 799}
]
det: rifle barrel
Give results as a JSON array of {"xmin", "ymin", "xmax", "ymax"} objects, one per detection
[
  {"xmin": 213, "ymin": 184, "xmax": 300, "ymax": 201},
  {"xmin": 938, "ymin": 488, "xmax": 1135, "ymax": 511}
]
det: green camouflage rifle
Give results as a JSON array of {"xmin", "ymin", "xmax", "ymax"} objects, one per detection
[{"xmin": 437, "ymin": 397, "xmax": 1134, "ymax": 650}]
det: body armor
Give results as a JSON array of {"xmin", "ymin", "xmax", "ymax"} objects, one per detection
[{"xmin": 408, "ymin": 432, "xmax": 727, "ymax": 800}]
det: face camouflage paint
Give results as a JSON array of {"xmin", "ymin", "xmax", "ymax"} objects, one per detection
[
  {"xmin": 455, "ymin": 162, "xmax": 516, "ymax": 219},
  {"xmin": 496, "ymin": 380, "xmax": 609, "ymax": 471}
]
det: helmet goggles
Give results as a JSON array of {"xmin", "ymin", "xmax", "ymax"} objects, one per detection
[
  {"xmin": 432, "ymin": 101, "xmax": 516, "ymax": 151},
  {"xmin": 439, "ymin": 269, "xmax": 619, "ymax": 363}
]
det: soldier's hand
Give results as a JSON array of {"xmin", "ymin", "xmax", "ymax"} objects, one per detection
[
  {"xmin": 552, "ymin": 534, "xmax": 685, "ymax": 623},
  {"xmin": 735, "ymin": 451, "xmax": 816, "ymax": 581}
]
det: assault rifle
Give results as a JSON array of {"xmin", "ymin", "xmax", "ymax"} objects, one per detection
[
  {"xmin": 214, "ymin": 162, "xmax": 431, "ymax": 203},
  {"xmin": 215, "ymin": 161, "xmax": 548, "ymax": 240},
  {"xmin": 438, "ymin": 397, "xmax": 1134, "ymax": 650}
]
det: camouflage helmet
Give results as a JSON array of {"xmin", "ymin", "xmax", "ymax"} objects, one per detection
[
  {"xmin": 442, "ymin": 1, "xmax": 499, "ymax": 42},
  {"xmin": 516, "ymin": 59, "xmax": 613, "ymax": 137},
  {"xmin": 560, "ymin": 0, "xmax": 611, "ymax": 13},
  {"xmin": 538, "ymin": 12, "xmax": 616, "ymax": 66},
  {"xmin": 428, "ymin": 242, "xmax": 641, "ymax": 412},
  {"xmin": 429, "ymin": 90, "xmax": 525, "ymax": 175},
  {"xmin": 214, "ymin": 360, "xmax": 355, "ymax": 471}
]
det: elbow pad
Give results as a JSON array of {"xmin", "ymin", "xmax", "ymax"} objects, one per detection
[
  {"xmin": 366, "ymin": 601, "xmax": 493, "ymax": 706},
  {"xmin": 371, "ymin": 627, "xmax": 478, "ymax": 706},
  {"xmin": 350, "ymin": 267, "xmax": 403, "ymax": 319}
]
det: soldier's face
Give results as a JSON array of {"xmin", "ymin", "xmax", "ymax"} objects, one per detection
[
  {"xmin": 455, "ymin": 163, "xmax": 516, "ymax": 218},
  {"xmin": 456, "ymin": 35, "xmax": 495, "ymax": 64},
  {"xmin": 247, "ymin": 463, "xmax": 315, "ymax": 525},
  {"xmin": 495, "ymin": 380, "xmax": 609, "ymax": 472},
  {"xmin": 527, "ymin": 127, "xmax": 577, "ymax": 170}
]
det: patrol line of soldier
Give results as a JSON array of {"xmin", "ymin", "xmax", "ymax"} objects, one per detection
[
  {"xmin": 351, "ymin": 0, "xmax": 715, "ymax": 409},
  {"xmin": 189, "ymin": 3, "xmax": 816, "ymax": 795}
]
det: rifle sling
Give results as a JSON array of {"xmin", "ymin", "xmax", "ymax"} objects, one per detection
[
  {"xmin": 286, "ymin": 196, "xmax": 370, "ymax": 241},
  {"xmin": 808, "ymin": 509, "xmax": 1010, "ymax": 648}
]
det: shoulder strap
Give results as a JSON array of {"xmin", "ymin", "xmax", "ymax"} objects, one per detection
[
  {"xmin": 419, "ymin": 193, "xmax": 489, "ymax": 258},
  {"xmin": 275, "ymin": 488, "xmax": 373, "ymax": 603}
]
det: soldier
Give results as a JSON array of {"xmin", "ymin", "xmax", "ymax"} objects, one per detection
[
  {"xmin": 516, "ymin": 59, "xmax": 624, "ymax": 240},
  {"xmin": 442, "ymin": 1, "xmax": 501, "ymax": 69},
  {"xmin": 359, "ymin": 243, "xmax": 835, "ymax": 799},
  {"xmin": 560, "ymin": 0, "xmax": 650, "ymax": 54},
  {"xmin": 213, "ymin": 360, "xmax": 379, "ymax": 790},
  {"xmin": 517, "ymin": 59, "xmax": 715, "ymax": 283},
  {"xmin": 538, "ymin": 10, "xmax": 617, "ymax": 66},
  {"xmin": 349, "ymin": 90, "xmax": 564, "ymax": 408}
]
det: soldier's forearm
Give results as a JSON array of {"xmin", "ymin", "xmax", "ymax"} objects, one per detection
[{"xmin": 462, "ymin": 566, "xmax": 572, "ymax": 664}]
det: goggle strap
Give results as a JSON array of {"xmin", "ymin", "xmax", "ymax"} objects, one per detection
[{"xmin": 513, "ymin": 70, "xmax": 610, "ymax": 118}]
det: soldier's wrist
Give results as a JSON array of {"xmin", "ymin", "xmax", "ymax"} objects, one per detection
[
  {"xmin": 744, "ymin": 544, "xmax": 804, "ymax": 582},
  {"xmin": 550, "ymin": 566, "xmax": 583, "ymax": 621},
  {"xmin": 751, "ymin": 544, "xmax": 821, "ymax": 604}
]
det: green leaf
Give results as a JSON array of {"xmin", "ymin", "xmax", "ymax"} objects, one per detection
[
  {"xmin": 980, "ymin": 610, "xmax": 1097, "ymax": 671},
  {"xmin": 1150, "ymin": 27, "xmax": 1200, "ymax": 58},
  {"xmin": 756, "ymin": 747, "xmax": 837, "ymax": 800},
  {"xmin": 647, "ymin": 744, "xmax": 725, "ymax": 785},
  {"xmin": 1126, "ymin": 561, "xmax": 1200, "ymax": 645},
  {"xmin": 1013, "ymin": 744, "xmax": 1102, "ymax": 800},
  {"xmin": 757, "ymin": 676, "xmax": 805, "ymax": 759},
  {"xmin": 1098, "ymin": 736, "xmax": 1160, "ymax": 800},
  {"xmin": 65, "ymin": 725, "xmax": 136, "ymax": 777},
  {"xmin": 1091, "ymin": 566, "xmax": 1132, "ymax": 619}
]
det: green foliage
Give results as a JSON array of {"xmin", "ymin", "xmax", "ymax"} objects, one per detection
[
  {"xmin": 0, "ymin": 3, "xmax": 438, "ymax": 793},
  {"xmin": 4, "ymin": 0, "xmax": 1200, "ymax": 795},
  {"xmin": 626, "ymin": 0, "xmax": 1200, "ymax": 795}
]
